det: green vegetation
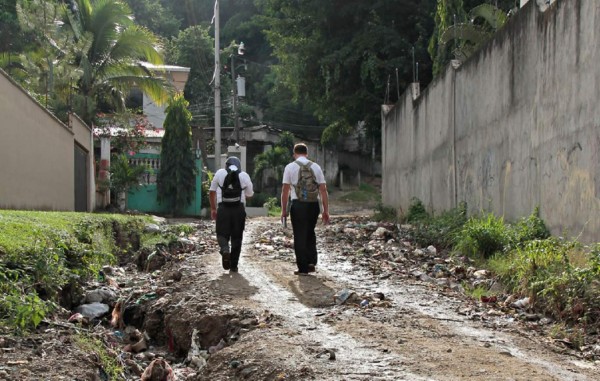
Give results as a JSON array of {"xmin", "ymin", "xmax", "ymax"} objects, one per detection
[
  {"xmin": 264, "ymin": 197, "xmax": 282, "ymax": 217},
  {"xmin": 340, "ymin": 183, "xmax": 379, "ymax": 203},
  {"xmin": 75, "ymin": 334, "xmax": 124, "ymax": 378},
  {"xmin": 405, "ymin": 197, "xmax": 600, "ymax": 332},
  {"xmin": 0, "ymin": 210, "xmax": 181, "ymax": 331},
  {"xmin": 373, "ymin": 202, "xmax": 397, "ymax": 222},
  {"xmin": 157, "ymin": 95, "xmax": 196, "ymax": 215},
  {"xmin": 405, "ymin": 199, "xmax": 467, "ymax": 250}
]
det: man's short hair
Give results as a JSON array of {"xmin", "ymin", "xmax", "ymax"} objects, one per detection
[{"xmin": 293, "ymin": 143, "xmax": 308, "ymax": 155}]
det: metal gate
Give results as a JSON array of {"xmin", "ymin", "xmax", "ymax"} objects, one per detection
[{"xmin": 74, "ymin": 144, "xmax": 88, "ymax": 211}]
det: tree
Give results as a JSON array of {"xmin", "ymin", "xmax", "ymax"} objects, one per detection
[
  {"xmin": 169, "ymin": 26, "xmax": 214, "ymax": 127},
  {"xmin": 439, "ymin": 3, "xmax": 509, "ymax": 61},
  {"xmin": 123, "ymin": 0, "xmax": 180, "ymax": 38},
  {"xmin": 110, "ymin": 153, "xmax": 146, "ymax": 211},
  {"xmin": 253, "ymin": 132, "xmax": 295, "ymax": 192},
  {"xmin": 428, "ymin": 0, "xmax": 517, "ymax": 76},
  {"xmin": 253, "ymin": 146, "xmax": 289, "ymax": 189},
  {"xmin": 13, "ymin": 0, "xmax": 171, "ymax": 125},
  {"xmin": 256, "ymin": 0, "xmax": 436, "ymax": 147},
  {"xmin": 157, "ymin": 95, "xmax": 196, "ymax": 215},
  {"xmin": 61, "ymin": 0, "xmax": 170, "ymax": 124}
]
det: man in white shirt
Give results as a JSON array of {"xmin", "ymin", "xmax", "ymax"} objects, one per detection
[
  {"xmin": 209, "ymin": 157, "xmax": 254, "ymax": 272},
  {"xmin": 281, "ymin": 143, "xmax": 330, "ymax": 275}
]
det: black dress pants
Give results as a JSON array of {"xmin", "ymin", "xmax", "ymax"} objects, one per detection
[
  {"xmin": 216, "ymin": 203, "xmax": 246, "ymax": 268},
  {"xmin": 290, "ymin": 200, "xmax": 320, "ymax": 273}
]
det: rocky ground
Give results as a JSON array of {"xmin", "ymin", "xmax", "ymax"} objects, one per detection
[{"xmin": 1, "ymin": 189, "xmax": 599, "ymax": 380}]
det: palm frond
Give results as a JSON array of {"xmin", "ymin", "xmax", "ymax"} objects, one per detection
[
  {"xmin": 440, "ymin": 24, "xmax": 489, "ymax": 47},
  {"xmin": 109, "ymin": 26, "xmax": 163, "ymax": 65},
  {"xmin": 469, "ymin": 4, "xmax": 508, "ymax": 31}
]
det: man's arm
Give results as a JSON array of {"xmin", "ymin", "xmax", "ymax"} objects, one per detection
[
  {"xmin": 281, "ymin": 184, "xmax": 291, "ymax": 218},
  {"xmin": 319, "ymin": 183, "xmax": 330, "ymax": 224},
  {"xmin": 209, "ymin": 190, "xmax": 218, "ymax": 220}
]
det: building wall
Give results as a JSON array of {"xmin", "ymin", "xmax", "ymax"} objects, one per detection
[
  {"xmin": 382, "ymin": 0, "xmax": 600, "ymax": 242},
  {"xmin": 0, "ymin": 69, "xmax": 75, "ymax": 210}
]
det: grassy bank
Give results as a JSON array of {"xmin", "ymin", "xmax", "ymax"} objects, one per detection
[{"xmin": 0, "ymin": 210, "xmax": 178, "ymax": 331}]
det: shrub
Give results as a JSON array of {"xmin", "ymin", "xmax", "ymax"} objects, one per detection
[
  {"xmin": 408, "ymin": 201, "xmax": 467, "ymax": 250},
  {"xmin": 373, "ymin": 202, "xmax": 397, "ymax": 222},
  {"xmin": 405, "ymin": 198, "xmax": 429, "ymax": 223},
  {"xmin": 454, "ymin": 213, "xmax": 511, "ymax": 258},
  {"xmin": 511, "ymin": 206, "xmax": 550, "ymax": 246},
  {"xmin": 264, "ymin": 197, "xmax": 282, "ymax": 217},
  {"xmin": 200, "ymin": 169, "xmax": 213, "ymax": 210}
]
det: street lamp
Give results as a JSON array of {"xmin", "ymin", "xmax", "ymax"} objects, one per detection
[{"xmin": 231, "ymin": 42, "xmax": 246, "ymax": 144}]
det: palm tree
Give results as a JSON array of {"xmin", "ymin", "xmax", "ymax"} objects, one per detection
[
  {"xmin": 253, "ymin": 146, "xmax": 289, "ymax": 193},
  {"xmin": 439, "ymin": 4, "xmax": 509, "ymax": 62},
  {"xmin": 15, "ymin": 0, "xmax": 170, "ymax": 125},
  {"xmin": 62, "ymin": 0, "xmax": 170, "ymax": 124}
]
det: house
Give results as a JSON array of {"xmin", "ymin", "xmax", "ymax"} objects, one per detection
[
  {"xmin": 0, "ymin": 68, "xmax": 94, "ymax": 212},
  {"xmin": 94, "ymin": 64, "xmax": 203, "ymax": 215}
]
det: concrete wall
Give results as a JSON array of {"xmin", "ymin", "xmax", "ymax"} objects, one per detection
[
  {"xmin": 382, "ymin": 0, "xmax": 600, "ymax": 242},
  {"xmin": 0, "ymin": 69, "xmax": 77, "ymax": 211}
]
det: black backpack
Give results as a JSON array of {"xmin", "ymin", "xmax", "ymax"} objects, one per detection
[{"xmin": 220, "ymin": 167, "xmax": 244, "ymax": 205}]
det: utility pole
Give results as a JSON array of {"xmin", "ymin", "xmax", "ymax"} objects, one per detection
[
  {"xmin": 214, "ymin": 0, "xmax": 221, "ymax": 168},
  {"xmin": 231, "ymin": 54, "xmax": 239, "ymax": 144},
  {"xmin": 231, "ymin": 42, "xmax": 245, "ymax": 144}
]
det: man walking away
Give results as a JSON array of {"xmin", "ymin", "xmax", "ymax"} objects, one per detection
[
  {"xmin": 209, "ymin": 156, "xmax": 254, "ymax": 272},
  {"xmin": 281, "ymin": 143, "xmax": 330, "ymax": 275}
]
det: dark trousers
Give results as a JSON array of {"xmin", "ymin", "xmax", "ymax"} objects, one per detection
[
  {"xmin": 216, "ymin": 203, "xmax": 246, "ymax": 268},
  {"xmin": 290, "ymin": 200, "xmax": 320, "ymax": 273}
]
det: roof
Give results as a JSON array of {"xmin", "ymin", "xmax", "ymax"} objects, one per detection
[
  {"xmin": 139, "ymin": 62, "xmax": 190, "ymax": 73},
  {"xmin": 93, "ymin": 126, "xmax": 165, "ymax": 139}
]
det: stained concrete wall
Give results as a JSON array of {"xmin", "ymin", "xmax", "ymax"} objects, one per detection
[
  {"xmin": 0, "ymin": 69, "xmax": 93, "ymax": 211},
  {"xmin": 382, "ymin": 0, "xmax": 600, "ymax": 242},
  {"xmin": 0, "ymin": 69, "xmax": 75, "ymax": 210}
]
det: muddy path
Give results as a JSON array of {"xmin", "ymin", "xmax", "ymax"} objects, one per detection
[
  {"xmin": 1, "ymin": 206, "xmax": 599, "ymax": 380},
  {"xmin": 196, "ymin": 217, "xmax": 600, "ymax": 381}
]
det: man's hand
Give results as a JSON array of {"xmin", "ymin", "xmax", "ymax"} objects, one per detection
[
  {"xmin": 321, "ymin": 211, "xmax": 330, "ymax": 225},
  {"xmin": 211, "ymin": 209, "xmax": 217, "ymax": 220}
]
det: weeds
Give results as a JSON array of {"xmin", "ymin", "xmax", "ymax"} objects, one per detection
[
  {"xmin": 454, "ymin": 213, "xmax": 510, "ymax": 258},
  {"xmin": 403, "ymin": 199, "xmax": 600, "ymax": 333},
  {"xmin": 405, "ymin": 200, "xmax": 467, "ymax": 250},
  {"xmin": 75, "ymin": 334, "xmax": 123, "ymax": 378},
  {"xmin": 265, "ymin": 197, "xmax": 282, "ymax": 217},
  {"xmin": 373, "ymin": 202, "xmax": 397, "ymax": 222}
]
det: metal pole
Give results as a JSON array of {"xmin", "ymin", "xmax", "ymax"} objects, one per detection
[
  {"xmin": 214, "ymin": 0, "xmax": 221, "ymax": 168},
  {"xmin": 232, "ymin": 54, "xmax": 239, "ymax": 143}
]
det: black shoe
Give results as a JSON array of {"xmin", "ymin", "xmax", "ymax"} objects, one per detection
[
  {"xmin": 308, "ymin": 264, "xmax": 316, "ymax": 273},
  {"xmin": 229, "ymin": 267, "xmax": 238, "ymax": 273},
  {"xmin": 221, "ymin": 251, "xmax": 231, "ymax": 270}
]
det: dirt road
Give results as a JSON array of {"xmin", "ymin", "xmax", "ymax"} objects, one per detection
[
  {"xmin": 2, "ymin": 203, "xmax": 599, "ymax": 380},
  {"xmin": 195, "ymin": 217, "xmax": 600, "ymax": 380}
]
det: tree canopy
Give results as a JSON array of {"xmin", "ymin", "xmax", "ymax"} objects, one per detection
[{"xmin": 256, "ymin": 0, "xmax": 436, "ymax": 146}]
